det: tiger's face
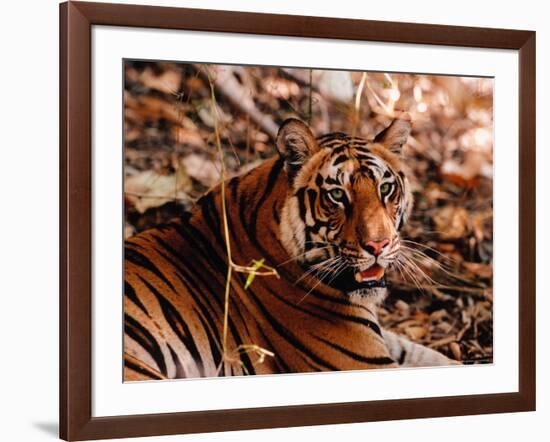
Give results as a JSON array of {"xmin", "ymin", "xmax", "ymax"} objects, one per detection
[{"xmin": 278, "ymin": 118, "xmax": 412, "ymax": 299}]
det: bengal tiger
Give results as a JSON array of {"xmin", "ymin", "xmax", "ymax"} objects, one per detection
[{"xmin": 124, "ymin": 116, "xmax": 455, "ymax": 381}]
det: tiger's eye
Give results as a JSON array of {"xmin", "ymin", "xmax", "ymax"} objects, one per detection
[
  {"xmin": 328, "ymin": 188, "xmax": 345, "ymax": 202},
  {"xmin": 380, "ymin": 182, "xmax": 392, "ymax": 196}
]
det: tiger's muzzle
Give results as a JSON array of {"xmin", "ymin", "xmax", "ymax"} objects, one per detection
[{"xmin": 333, "ymin": 237, "xmax": 400, "ymax": 296}]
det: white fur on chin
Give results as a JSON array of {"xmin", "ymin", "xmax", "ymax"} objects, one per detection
[{"xmin": 348, "ymin": 287, "xmax": 387, "ymax": 306}]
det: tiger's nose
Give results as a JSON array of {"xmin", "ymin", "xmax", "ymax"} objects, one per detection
[{"xmin": 361, "ymin": 239, "xmax": 390, "ymax": 256}]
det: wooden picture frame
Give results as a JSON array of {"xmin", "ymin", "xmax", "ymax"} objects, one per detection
[{"xmin": 60, "ymin": 1, "xmax": 536, "ymax": 440}]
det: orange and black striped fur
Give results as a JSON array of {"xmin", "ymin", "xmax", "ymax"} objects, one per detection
[{"xmin": 124, "ymin": 117, "xmax": 454, "ymax": 381}]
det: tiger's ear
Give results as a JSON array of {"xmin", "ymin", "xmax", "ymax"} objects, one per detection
[
  {"xmin": 374, "ymin": 116, "xmax": 411, "ymax": 155},
  {"xmin": 276, "ymin": 118, "xmax": 319, "ymax": 180}
]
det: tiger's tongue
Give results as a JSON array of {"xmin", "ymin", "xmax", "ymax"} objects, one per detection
[{"xmin": 356, "ymin": 264, "xmax": 385, "ymax": 282}]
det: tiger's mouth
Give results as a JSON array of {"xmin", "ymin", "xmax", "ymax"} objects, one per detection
[
  {"xmin": 355, "ymin": 264, "xmax": 385, "ymax": 283},
  {"xmin": 329, "ymin": 263, "xmax": 387, "ymax": 294}
]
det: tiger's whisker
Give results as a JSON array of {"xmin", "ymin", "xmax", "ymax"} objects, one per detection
[
  {"xmin": 400, "ymin": 246, "xmax": 466, "ymax": 282},
  {"xmin": 398, "ymin": 253, "xmax": 441, "ymax": 290},
  {"xmin": 401, "ymin": 240, "xmax": 460, "ymax": 266},
  {"xmin": 297, "ymin": 258, "xmax": 347, "ymax": 305},
  {"xmin": 293, "ymin": 256, "xmax": 341, "ymax": 285},
  {"xmin": 277, "ymin": 246, "xmax": 333, "ymax": 267},
  {"xmin": 396, "ymin": 256, "xmax": 426, "ymax": 292}
]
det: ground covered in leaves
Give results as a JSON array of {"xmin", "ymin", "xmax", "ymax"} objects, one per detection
[{"xmin": 124, "ymin": 61, "xmax": 494, "ymax": 364}]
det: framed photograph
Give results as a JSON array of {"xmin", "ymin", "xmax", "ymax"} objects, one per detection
[{"xmin": 60, "ymin": 1, "xmax": 535, "ymax": 440}]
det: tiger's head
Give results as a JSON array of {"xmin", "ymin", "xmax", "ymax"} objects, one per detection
[{"xmin": 277, "ymin": 117, "xmax": 413, "ymax": 300}]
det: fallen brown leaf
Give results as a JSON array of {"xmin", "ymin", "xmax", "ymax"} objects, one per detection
[{"xmin": 432, "ymin": 206, "xmax": 469, "ymax": 240}]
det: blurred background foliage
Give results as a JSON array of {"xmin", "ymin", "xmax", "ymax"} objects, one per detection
[{"xmin": 124, "ymin": 61, "xmax": 493, "ymax": 364}]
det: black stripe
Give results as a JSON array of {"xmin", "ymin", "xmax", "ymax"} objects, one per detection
[
  {"xmin": 246, "ymin": 286, "xmax": 339, "ymax": 371},
  {"xmin": 145, "ymin": 232, "xmax": 229, "ymax": 372},
  {"xmin": 363, "ymin": 160, "xmax": 382, "ymax": 169},
  {"xmin": 295, "ymin": 187, "xmax": 307, "ymax": 222},
  {"xmin": 264, "ymin": 285, "xmax": 337, "ymax": 324},
  {"xmin": 162, "ymin": 227, "xmax": 256, "ymax": 374},
  {"xmin": 156, "ymin": 253, "xmax": 224, "ymax": 372},
  {"xmin": 359, "ymin": 165, "xmax": 376, "ymax": 181},
  {"xmin": 374, "ymin": 123, "xmax": 391, "ymax": 143},
  {"xmin": 136, "ymin": 226, "xmax": 233, "ymax": 375},
  {"xmin": 309, "ymin": 219, "xmax": 329, "ymax": 235},
  {"xmin": 398, "ymin": 348, "xmax": 407, "ymax": 365},
  {"xmin": 315, "ymin": 335, "xmax": 395, "ymax": 365},
  {"xmin": 307, "ymin": 290, "xmax": 376, "ymax": 316},
  {"xmin": 198, "ymin": 192, "xmax": 225, "ymax": 247},
  {"xmin": 175, "ymin": 223, "xmax": 257, "ymax": 376},
  {"xmin": 354, "ymin": 153, "xmax": 373, "ymax": 161},
  {"xmin": 171, "ymin": 221, "xmax": 228, "ymax": 277},
  {"xmin": 249, "ymin": 158, "xmax": 284, "ymax": 239},
  {"xmin": 315, "ymin": 173, "xmax": 324, "ymax": 187},
  {"xmin": 229, "ymin": 176, "xmax": 240, "ymax": 201},
  {"xmin": 351, "ymin": 144, "xmax": 370, "ymax": 154},
  {"xmin": 125, "ymin": 359, "xmax": 163, "ymax": 380},
  {"xmin": 225, "ymin": 193, "xmax": 246, "ymax": 252},
  {"xmin": 319, "ymin": 190, "xmax": 332, "ymax": 212},
  {"xmin": 139, "ymin": 276, "xmax": 205, "ymax": 377},
  {"xmin": 307, "ymin": 189, "xmax": 318, "ymax": 222},
  {"xmin": 332, "ymin": 154, "xmax": 349, "ymax": 166},
  {"xmin": 168, "ymin": 343, "xmax": 186, "ymax": 378},
  {"xmin": 125, "ymin": 247, "xmax": 177, "ymax": 293},
  {"xmin": 125, "ymin": 313, "xmax": 168, "ymax": 375},
  {"xmin": 272, "ymin": 203, "xmax": 280, "ymax": 225},
  {"xmin": 235, "ymin": 159, "xmax": 284, "ymax": 266},
  {"xmin": 124, "ymin": 280, "xmax": 148, "ymax": 315},
  {"xmin": 397, "ymin": 217, "xmax": 405, "ymax": 231},
  {"xmin": 128, "ymin": 231, "xmax": 224, "ymax": 374},
  {"xmin": 311, "ymin": 304, "xmax": 383, "ymax": 337},
  {"xmin": 194, "ymin": 308, "xmax": 223, "ymax": 371},
  {"xmin": 149, "ymin": 231, "xmax": 225, "ymax": 289},
  {"xmin": 317, "ymin": 132, "xmax": 348, "ymax": 142},
  {"xmin": 215, "ymin": 290, "xmax": 257, "ymax": 376},
  {"xmin": 331, "ymin": 145, "xmax": 348, "ymax": 155},
  {"xmin": 168, "ymin": 226, "xmax": 229, "ymax": 300}
]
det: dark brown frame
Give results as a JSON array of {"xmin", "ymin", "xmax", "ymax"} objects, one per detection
[{"xmin": 60, "ymin": 1, "xmax": 536, "ymax": 440}]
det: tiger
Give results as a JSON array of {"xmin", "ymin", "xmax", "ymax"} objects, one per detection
[{"xmin": 124, "ymin": 116, "xmax": 455, "ymax": 381}]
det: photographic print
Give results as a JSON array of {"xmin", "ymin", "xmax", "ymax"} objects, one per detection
[{"xmin": 123, "ymin": 61, "xmax": 494, "ymax": 381}]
